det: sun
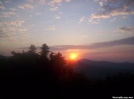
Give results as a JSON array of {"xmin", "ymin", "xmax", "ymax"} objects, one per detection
[{"xmin": 69, "ymin": 53, "xmax": 77, "ymax": 60}]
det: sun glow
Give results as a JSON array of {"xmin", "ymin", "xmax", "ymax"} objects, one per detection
[{"xmin": 69, "ymin": 53, "xmax": 78, "ymax": 60}]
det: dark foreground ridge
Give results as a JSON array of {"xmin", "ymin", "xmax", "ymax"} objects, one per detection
[{"xmin": 0, "ymin": 44, "xmax": 134, "ymax": 99}]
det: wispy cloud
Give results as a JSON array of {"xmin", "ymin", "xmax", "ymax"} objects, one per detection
[
  {"xmin": 18, "ymin": 41, "xmax": 26, "ymax": 44},
  {"xmin": 0, "ymin": 1, "xmax": 6, "ymax": 9},
  {"xmin": 9, "ymin": 20, "xmax": 24, "ymax": 26},
  {"xmin": 0, "ymin": 27, "xmax": 16, "ymax": 33},
  {"xmin": 99, "ymin": 2, "xmax": 103, "ymax": 6},
  {"xmin": 39, "ymin": 0, "xmax": 45, "ymax": 4},
  {"xmin": 26, "ymin": 0, "xmax": 45, "ymax": 5},
  {"xmin": 0, "ymin": 20, "xmax": 24, "ymax": 26},
  {"xmin": 35, "ymin": 12, "xmax": 42, "ymax": 15},
  {"xmin": 9, "ymin": 28, "xmax": 16, "ymax": 32},
  {"xmin": 94, "ymin": 0, "xmax": 98, "ymax": 2},
  {"xmin": 89, "ymin": 0, "xmax": 134, "ymax": 22},
  {"xmin": 55, "ymin": 16, "xmax": 60, "ymax": 19},
  {"xmin": 48, "ymin": 0, "xmax": 62, "ymax": 6},
  {"xmin": 50, "ymin": 7, "xmax": 58, "ymax": 11},
  {"xmin": 65, "ymin": 0, "xmax": 71, "ymax": 2},
  {"xmin": 0, "ymin": 28, "xmax": 6, "ymax": 37},
  {"xmin": 59, "ymin": 12, "xmax": 62, "ymax": 14},
  {"xmin": 44, "ymin": 26, "xmax": 56, "ymax": 30},
  {"xmin": 0, "ymin": 12, "xmax": 18, "ymax": 17},
  {"xmin": 18, "ymin": 5, "xmax": 25, "ymax": 9},
  {"xmin": 18, "ymin": 4, "xmax": 34, "ymax": 9},
  {"xmin": 110, "ymin": 18, "xmax": 116, "ymax": 22},
  {"xmin": 10, "ymin": 8, "xmax": 18, "ymax": 11},
  {"xmin": 24, "ymin": 4, "xmax": 34, "ymax": 9},
  {"xmin": 18, "ymin": 28, "xmax": 27, "ymax": 32},
  {"xmin": 79, "ymin": 17, "xmax": 85, "ymax": 23},
  {"xmin": 91, "ymin": 21, "xmax": 99, "ymax": 24},
  {"xmin": 20, "ymin": 33, "xmax": 29, "ymax": 39},
  {"xmin": 118, "ymin": 26, "xmax": 134, "ymax": 33},
  {"xmin": 26, "ymin": 0, "xmax": 34, "ymax": 2},
  {"xmin": 0, "ymin": 28, "xmax": 11, "ymax": 38},
  {"xmin": 53, "ymin": 0, "xmax": 62, "ymax": 3},
  {"xmin": 4, "ymin": 0, "xmax": 11, "ymax": 3}
]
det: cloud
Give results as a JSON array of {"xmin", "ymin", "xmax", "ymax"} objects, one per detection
[
  {"xmin": 26, "ymin": 0, "xmax": 34, "ymax": 2},
  {"xmin": 50, "ymin": 7, "xmax": 58, "ymax": 11},
  {"xmin": 0, "ymin": 27, "xmax": 28, "ymax": 44},
  {"xmin": 10, "ymin": 8, "xmax": 18, "ymax": 11},
  {"xmin": 48, "ymin": 0, "xmax": 62, "ymax": 6},
  {"xmin": 9, "ymin": 28, "xmax": 16, "ymax": 32},
  {"xmin": 91, "ymin": 21, "xmax": 99, "ymax": 24},
  {"xmin": 18, "ymin": 41, "xmax": 26, "ymax": 44},
  {"xmin": 35, "ymin": 12, "xmax": 42, "ymax": 15},
  {"xmin": 0, "ymin": 28, "xmax": 17, "ymax": 43},
  {"xmin": 10, "ymin": 20, "xmax": 24, "ymax": 26},
  {"xmin": 4, "ymin": 0, "xmax": 11, "ymax": 3},
  {"xmin": 65, "ymin": 0, "xmax": 71, "ymax": 2},
  {"xmin": 53, "ymin": 0, "xmax": 62, "ymax": 3},
  {"xmin": 20, "ymin": 33, "xmax": 29, "ymax": 39},
  {"xmin": 49, "ymin": 26, "xmax": 56, "ymax": 30},
  {"xmin": 24, "ymin": 4, "xmax": 34, "ymax": 9},
  {"xmin": 122, "ymin": 16, "xmax": 128, "ymax": 19},
  {"xmin": 18, "ymin": 28, "xmax": 27, "ymax": 32},
  {"xmin": 89, "ymin": 13, "xmax": 110, "ymax": 22},
  {"xmin": 99, "ymin": 2, "xmax": 103, "ymax": 6},
  {"xmin": 19, "ymin": 36, "xmax": 134, "ymax": 51},
  {"xmin": 59, "ymin": 12, "xmax": 62, "ymax": 14},
  {"xmin": 49, "ymin": 36, "xmax": 134, "ymax": 51},
  {"xmin": 44, "ymin": 26, "xmax": 56, "ymax": 30},
  {"xmin": 94, "ymin": 0, "xmax": 98, "ymax": 2},
  {"xmin": 0, "ymin": 28, "xmax": 6, "ymax": 34},
  {"xmin": 18, "ymin": 4, "xmax": 34, "ymax": 9},
  {"xmin": 39, "ymin": 0, "xmax": 45, "ymax": 4},
  {"xmin": 89, "ymin": 0, "xmax": 134, "ymax": 22},
  {"xmin": 110, "ymin": 18, "xmax": 116, "ymax": 22},
  {"xmin": 118, "ymin": 26, "xmax": 134, "ymax": 33},
  {"xmin": 0, "ymin": 20, "xmax": 24, "ymax": 26},
  {"xmin": 79, "ymin": 17, "xmax": 85, "ymax": 23},
  {"xmin": 0, "ymin": 28, "xmax": 11, "ymax": 38},
  {"xmin": 18, "ymin": 5, "xmax": 25, "ymax": 9},
  {"xmin": 0, "ymin": 12, "xmax": 17, "ymax": 17},
  {"xmin": 0, "ymin": 1, "xmax": 6, "ymax": 9},
  {"xmin": 55, "ymin": 16, "xmax": 60, "ymax": 19}
]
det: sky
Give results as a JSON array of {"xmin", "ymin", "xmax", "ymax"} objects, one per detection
[{"xmin": 0, "ymin": 0, "xmax": 134, "ymax": 62}]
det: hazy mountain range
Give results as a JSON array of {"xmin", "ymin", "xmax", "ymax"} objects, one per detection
[{"xmin": 71, "ymin": 59, "xmax": 134, "ymax": 80}]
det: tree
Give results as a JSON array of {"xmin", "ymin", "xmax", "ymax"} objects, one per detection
[
  {"xmin": 28, "ymin": 44, "xmax": 36, "ymax": 53},
  {"xmin": 40, "ymin": 44, "xmax": 50, "ymax": 60},
  {"xmin": 49, "ymin": 52, "xmax": 55, "ymax": 60},
  {"xmin": 49, "ymin": 52, "xmax": 66, "ymax": 78},
  {"xmin": 50, "ymin": 52, "xmax": 65, "ymax": 64}
]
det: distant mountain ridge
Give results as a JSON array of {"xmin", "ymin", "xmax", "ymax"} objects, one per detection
[
  {"xmin": 79, "ymin": 59, "xmax": 134, "ymax": 68},
  {"xmin": 73, "ymin": 59, "xmax": 134, "ymax": 79}
]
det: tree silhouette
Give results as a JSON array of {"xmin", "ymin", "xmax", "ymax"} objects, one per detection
[
  {"xmin": 50, "ymin": 52, "xmax": 65, "ymax": 65},
  {"xmin": 49, "ymin": 52, "xmax": 55, "ymax": 60},
  {"xmin": 49, "ymin": 52, "xmax": 66, "ymax": 80},
  {"xmin": 40, "ymin": 43, "xmax": 50, "ymax": 61},
  {"xmin": 28, "ymin": 44, "xmax": 36, "ymax": 53}
]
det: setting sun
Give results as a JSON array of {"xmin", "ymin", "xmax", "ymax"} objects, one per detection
[{"xmin": 70, "ymin": 53, "xmax": 78, "ymax": 60}]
